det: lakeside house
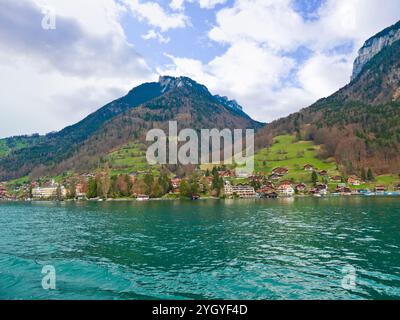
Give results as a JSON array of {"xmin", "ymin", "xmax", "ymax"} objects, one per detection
[
  {"xmin": 257, "ymin": 186, "xmax": 278, "ymax": 198},
  {"xmin": 224, "ymin": 181, "xmax": 257, "ymax": 198},
  {"xmin": 303, "ymin": 164, "xmax": 314, "ymax": 171},
  {"xmin": 295, "ymin": 183, "xmax": 307, "ymax": 193},
  {"xmin": 316, "ymin": 183, "xmax": 328, "ymax": 195},
  {"xmin": 335, "ymin": 185, "xmax": 352, "ymax": 194},
  {"xmin": 348, "ymin": 176, "xmax": 361, "ymax": 186},
  {"xmin": 32, "ymin": 186, "xmax": 67, "ymax": 199},
  {"xmin": 137, "ymin": 195, "xmax": 150, "ymax": 201},
  {"xmin": 277, "ymin": 182, "xmax": 294, "ymax": 196},
  {"xmin": 375, "ymin": 185, "xmax": 386, "ymax": 193}
]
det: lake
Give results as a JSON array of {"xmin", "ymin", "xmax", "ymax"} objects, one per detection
[{"xmin": 0, "ymin": 197, "xmax": 399, "ymax": 300}]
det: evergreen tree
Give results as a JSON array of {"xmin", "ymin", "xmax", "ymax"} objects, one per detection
[
  {"xmin": 87, "ymin": 177, "xmax": 97, "ymax": 198},
  {"xmin": 189, "ymin": 176, "xmax": 200, "ymax": 196},
  {"xmin": 68, "ymin": 180, "xmax": 76, "ymax": 199},
  {"xmin": 56, "ymin": 185, "xmax": 62, "ymax": 201},
  {"xmin": 367, "ymin": 168, "xmax": 375, "ymax": 182},
  {"xmin": 361, "ymin": 168, "xmax": 367, "ymax": 181},
  {"xmin": 158, "ymin": 172, "xmax": 172, "ymax": 195},
  {"xmin": 311, "ymin": 171, "xmax": 318, "ymax": 186},
  {"xmin": 125, "ymin": 174, "xmax": 133, "ymax": 196},
  {"xmin": 179, "ymin": 180, "xmax": 191, "ymax": 198},
  {"xmin": 211, "ymin": 170, "xmax": 223, "ymax": 196},
  {"xmin": 100, "ymin": 164, "xmax": 111, "ymax": 199},
  {"xmin": 143, "ymin": 173, "xmax": 154, "ymax": 195}
]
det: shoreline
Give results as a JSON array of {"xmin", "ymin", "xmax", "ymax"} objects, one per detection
[{"xmin": 1, "ymin": 193, "xmax": 400, "ymax": 203}]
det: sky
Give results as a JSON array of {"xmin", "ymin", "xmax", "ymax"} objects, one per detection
[{"xmin": 0, "ymin": 0, "xmax": 399, "ymax": 138}]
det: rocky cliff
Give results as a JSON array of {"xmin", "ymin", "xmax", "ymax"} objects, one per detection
[{"xmin": 351, "ymin": 20, "xmax": 400, "ymax": 80}]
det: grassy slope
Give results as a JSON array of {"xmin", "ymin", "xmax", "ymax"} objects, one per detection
[
  {"xmin": 254, "ymin": 135, "xmax": 399, "ymax": 190},
  {"xmin": 106, "ymin": 142, "xmax": 160, "ymax": 176},
  {"xmin": 255, "ymin": 135, "xmax": 339, "ymax": 182}
]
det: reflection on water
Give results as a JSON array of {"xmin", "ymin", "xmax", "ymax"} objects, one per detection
[{"xmin": 0, "ymin": 197, "xmax": 400, "ymax": 300}]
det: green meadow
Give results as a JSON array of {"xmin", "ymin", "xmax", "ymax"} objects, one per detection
[
  {"xmin": 255, "ymin": 135, "xmax": 339, "ymax": 183},
  {"xmin": 106, "ymin": 142, "xmax": 159, "ymax": 176}
]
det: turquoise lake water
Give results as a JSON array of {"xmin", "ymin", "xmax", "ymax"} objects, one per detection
[{"xmin": 0, "ymin": 197, "xmax": 399, "ymax": 300}]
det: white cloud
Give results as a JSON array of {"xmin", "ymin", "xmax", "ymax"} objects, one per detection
[
  {"xmin": 169, "ymin": 0, "xmax": 227, "ymax": 11},
  {"xmin": 208, "ymin": 0, "xmax": 311, "ymax": 50},
  {"xmin": 198, "ymin": 0, "xmax": 227, "ymax": 9},
  {"xmin": 0, "ymin": 0, "xmax": 155, "ymax": 138},
  {"xmin": 297, "ymin": 53, "xmax": 352, "ymax": 99},
  {"xmin": 123, "ymin": 0, "xmax": 189, "ymax": 32},
  {"xmin": 170, "ymin": 0, "xmax": 185, "ymax": 11},
  {"xmin": 161, "ymin": 0, "xmax": 400, "ymax": 123},
  {"xmin": 142, "ymin": 29, "xmax": 170, "ymax": 43}
]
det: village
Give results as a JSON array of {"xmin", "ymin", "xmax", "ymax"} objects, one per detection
[{"xmin": 1, "ymin": 163, "xmax": 399, "ymax": 202}]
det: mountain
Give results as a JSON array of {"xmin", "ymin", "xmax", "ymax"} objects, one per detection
[
  {"xmin": 0, "ymin": 76, "xmax": 262, "ymax": 180},
  {"xmin": 352, "ymin": 21, "xmax": 400, "ymax": 80},
  {"xmin": 257, "ymin": 21, "xmax": 400, "ymax": 175}
]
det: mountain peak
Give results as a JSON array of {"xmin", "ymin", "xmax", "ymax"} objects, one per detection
[
  {"xmin": 158, "ymin": 75, "xmax": 210, "ymax": 94},
  {"xmin": 351, "ymin": 20, "xmax": 400, "ymax": 80}
]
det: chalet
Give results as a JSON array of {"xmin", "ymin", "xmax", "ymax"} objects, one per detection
[
  {"xmin": 375, "ymin": 185, "xmax": 386, "ymax": 193},
  {"xmin": 331, "ymin": 176, "xmax": 342, "ymax": 182},
  {"xmin": 319, "ymin": 170, "xmax": 328, "ymax": 177},
  {"xmin": 295, "ymin": 183, "xmax": 307, "ymax": 192},
  {"xmin": 268, "ymin": 173, "xmax": 281, "ymax": 181},
  {"xmin": 348, "ymin": 176, "xmax": 361, "ymax": 186},
  {"xmin": 257, "ymin": 185, "xmax": 276, "ymax": 195},
  {"xmin": 272, "ymin": 167, "xmax": 289, "ymax": 176},
  {"xmin": 277, "ymin": 182, "xmax": 294, "ymax": 196},
  {"xmin": 258, "ymin": 187, "xmax": 278, "ymax": 199},
  {"xmin": 303, "ymin": 164, "xmax": 314, "ymax": 171},
  {"xmin": 335, "ymin": 185, "xmax": 352, "ymax": 194},
  {"xmin": 316, "ymin": 183, "xmax": 328, "ymax": 195}
]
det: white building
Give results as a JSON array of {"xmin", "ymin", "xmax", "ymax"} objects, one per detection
[
  {"xmin": 224, "ymin": 181, "xmax": 256, "ymax": 198},
  {"xmin": 32, "ymin": 186, "xmax": 67, "ymax": 199},
  {"xmin": 277, "ymin": 184, "xmax": 295, "ymax": 196}
]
